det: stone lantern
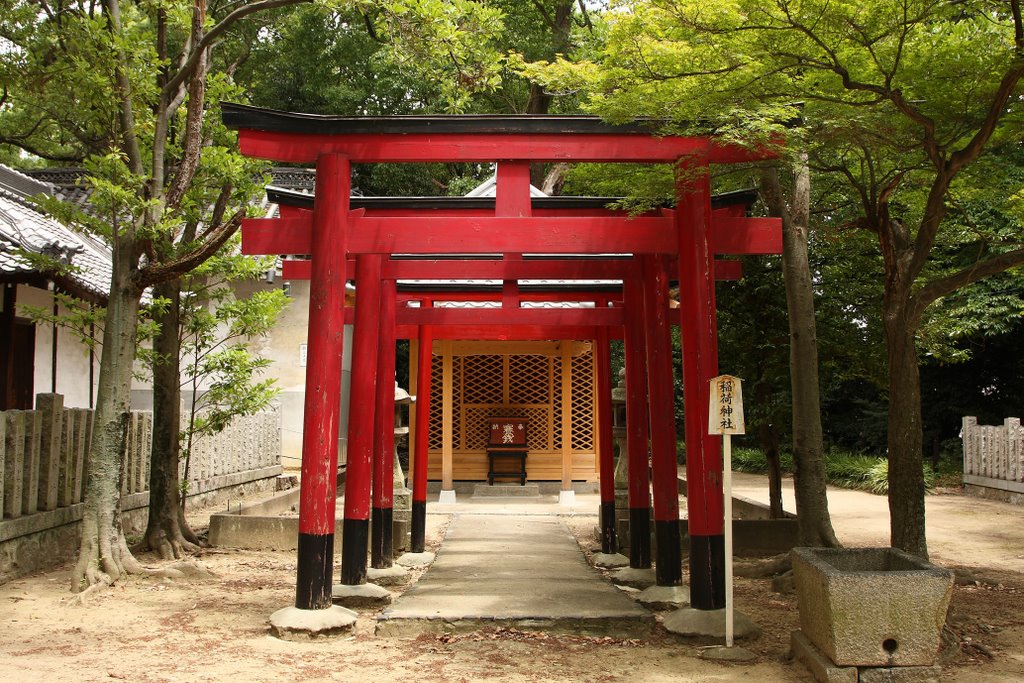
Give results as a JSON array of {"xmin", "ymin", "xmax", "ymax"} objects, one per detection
[
  {"xmin": 392, "ymin": 382, "xmax": 414, "ymax": 553},
  {"xmin": 611, "ymin": 367, "xmax": 628, "ymax": 489},
  {"xmin": 610, "ymin": 368, "xmax": 632, "ymax": 551}
]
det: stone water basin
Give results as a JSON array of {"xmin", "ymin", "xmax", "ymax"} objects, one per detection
[{"xmin": 791, "ymin": 546, "xmax": 954, "ymax": 667}]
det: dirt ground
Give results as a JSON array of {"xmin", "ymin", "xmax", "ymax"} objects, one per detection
[{"xmin": 0, "ymin": 485, "xmax": 1022, "ymax": 682}]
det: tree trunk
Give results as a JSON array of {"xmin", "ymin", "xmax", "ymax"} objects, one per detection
[
  {"xmin": 760, "ymin": 422, "xmax": 784, "ymax": 519},
  {"xmin": 142, "ymin": 279, "xmax": 203, "ymax": 559},
  {"xmin": 72, "ymin": 248, "xmax": 145, "ymax": 590},
  {"xmin": 883, "ymin": 295, "xmax": 929, "ymax": 558},
  {"xmin": 526, "ymin": 0, "xmax": 574, "ymax": 187},
  {"xmin": 760, "ymin": 162, "xmax": 840, "ymax": 547},
  {"xmin": 754, "ymin": 380, "xmax": 783, "ymax": 518}
]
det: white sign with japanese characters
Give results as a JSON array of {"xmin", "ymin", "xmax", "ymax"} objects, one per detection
[{"xmin": 708, "ymin": 374, "xmax": 745, "ymax": 435}]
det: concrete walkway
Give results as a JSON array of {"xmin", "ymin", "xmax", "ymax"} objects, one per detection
[{"xmin": 376, "ymin": 513, "xmax": 654, "ymax": 637}]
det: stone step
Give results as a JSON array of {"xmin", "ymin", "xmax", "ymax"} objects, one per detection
[{"xmin": 471, "ymin": 483, "xmax": 542, "ymax": 499}]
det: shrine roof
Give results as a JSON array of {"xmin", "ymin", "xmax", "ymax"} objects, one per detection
[
  {"xmin": 223, "ymin": 103, "xmax": 666, "ymax": 136},
  {"xmin": 0, "ymin": 165, "xmax": 112, "ymax": 302}
]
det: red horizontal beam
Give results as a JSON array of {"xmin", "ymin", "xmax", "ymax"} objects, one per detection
[
  {"xmin": 383, "ymin": 258, "xmax": 639, "ymax": 280},
  {"xmin": 394, "ymin": 324, "xmax": 622, "ymax": 341},
  {"xmin": 245, "ymin": 215, "xmax": 675, "ymax": 255},
  {"xmin": 395, "ymin": 292, "xmax": 619, "ymax": 304},
  {"xmin": 283, "ymin": 257, "xmax": 742, "ymax": 283},
  {"xmin": 712, "ymin": 216, "xmax": 782, "ymax": 255},
  {"xmin": 402, "ymin": 307, "xmax": 623, "ymax": 327},
  {"xmin": 285, "ymin": 258, "xmax": 636, "ymax": 281},
  {"xmin": 244, "ymin": 217, "xmax": 310, "ymax": 255},
  {"xmin": 275, "ymin": 204, "xmax": 738, "ymax": 219},
  {"xmin": 347, "ymin": 306, "xmax": 622, "ymax": 327},
  {"xmin": 245, "ymin": 215, "xmax": 776, "ymax": 257},
  {"xmin": 355, "ymin": 216, "xmax": 676, "ymax": 254},
  {"xmin": 237, "ymin": 130, "xmax": 773, "ymax": 165}
]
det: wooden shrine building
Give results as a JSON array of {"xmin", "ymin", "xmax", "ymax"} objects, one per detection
[
  {"xmin": 224, "ymin": 104, "xmax": 782, "ymax": 629},
  {"xmin": 419, "ymin": 338, "xmax": 599, "ymax": 485}
]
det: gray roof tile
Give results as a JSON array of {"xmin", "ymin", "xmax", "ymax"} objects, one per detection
[{"xmin": 0, "ymin": 165, "xmax": 112, "ymax": 299}]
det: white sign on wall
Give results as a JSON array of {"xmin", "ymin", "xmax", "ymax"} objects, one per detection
[
  {"xmin": 708, "ymin": 374, "xmax": 745, "ymax": 435},
  {"xmin": 299, "ymin": 343, "xmax": 307, "ymax": 367}
]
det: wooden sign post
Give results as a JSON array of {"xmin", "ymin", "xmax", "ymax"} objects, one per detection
[{"xmin": 708, "ymin": 374, "xmax": 744, "ymax": 647}]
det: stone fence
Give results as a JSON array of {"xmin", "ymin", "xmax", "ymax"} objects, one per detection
[
  {"xmin": 1, "ymin": 393, "xmax": 281, "ymax": 583},
  {"xmin": 962, "ymin": 416, "xmax": 1023, "ymax": 504}
]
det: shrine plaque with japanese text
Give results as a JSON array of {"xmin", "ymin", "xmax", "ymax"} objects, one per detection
[
  {"xmin": 487, "ymin": 418, "xmax": 528, "ymax": 448},
  {"xmin": 708, "ymin": 375, "xmax": 745, "ymax": 435}
]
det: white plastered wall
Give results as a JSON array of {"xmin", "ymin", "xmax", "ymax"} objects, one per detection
[{"xmin": 18, "ymin": 284, "xmax": 100, "ymax": 409}]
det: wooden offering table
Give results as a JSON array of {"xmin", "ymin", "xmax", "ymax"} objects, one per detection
[{"xmin": 486, "ymin": 418, "xmax": 529, "ymax": 485}]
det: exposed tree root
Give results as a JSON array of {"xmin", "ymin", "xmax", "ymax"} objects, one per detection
[
  {"xmin": 73, "ymin": 507, "xmax": 159, "ymax": 592},
  {"xmin": 71, "ymin": 576, "xmax": 113, "ymax": 605},
  {"xmin": 141, "ymin": 506, "xmax": 208, "ymax": 560},
  {"xmin": 152, "ymin": 560, "xmax": 218, "ymax": 580},
  {"xmin": 141, "ymin": 527, "xmax": 204, "ymax": 561}
]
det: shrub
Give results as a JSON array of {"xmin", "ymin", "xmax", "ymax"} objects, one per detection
[
  {"xmin": 730, "ymin": 447, "xmax": 794, "ymax": 474},
  {"xmin": 727, "ymin": 447, "xmax": 937, "ymax": 495}
]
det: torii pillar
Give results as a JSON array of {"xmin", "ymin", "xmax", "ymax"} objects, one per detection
[
  {"xmin": 371, "ymin": 279, "xmax": 397, "ymax": 568},
  {"xmin": 677, "ymin": 165, "xmax": 725, "ymax": 610},
  {"xmin": 269, "ymin": 154, "xmax": 356, "ymax": 636},
  {"xmin": 643, "ymin": 254, "xmax": 683, "ymax": 587},
  {"xmin": 410, "ymin": 323, "xmax": 433, "ymax": 554},
  {"xmin": 595, "ymin": 326, "xmax": 618, "ymax": 555},
  {"xmin": 340, "ymin": 254, "xmax": 382, "ymax": 586},
  {"xmin": 622, "ymin": 275, "xmax": 652, "ymax": 570}
]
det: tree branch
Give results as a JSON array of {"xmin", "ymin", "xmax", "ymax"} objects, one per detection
[
  {"xmin": 913, "ymin": 247, "xmax": 1024, "ymax": 311},
  {"xmin": 1012, "ymin": 0, "xmax": 1023, "ymax": 50},
  {"xmin": 947, "ymin": 62, "xmax": 1024, "ymax": 176},
  {"xmin": 103, "ymin": 0, "xmax": 144, "ymax": 176},
  {"xmin": 163, "ymin": 0, "xmax": 312, "ymax": 97},
  {"xmin": 138, "ymin": 211, "xmax": 242, "ymax": 287},
  {"xmin": 0, "ymin": 134, "xmax": 85, "ymax": 163},
  {"xmin": 907, "ymin": 172, "xmax": 952, "ymax": 280},
  {"xmin": 527, "ymin": 0, "xmax": 558, "ymax": 34},
  {"xmin": 360, "ymin": 10, "xmax": 385, "ymax": 44},
  {"xmin": 165, "ymin": 1, "xmax": 209, "ymax": 210}
]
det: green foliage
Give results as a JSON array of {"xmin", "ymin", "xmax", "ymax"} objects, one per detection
[
  {"xmin": 19, "ymin": 292, "xmax": 165, "ymax": 372},
  {"xmin": 180, "ymin": 252, "xmax": 289, "ymax": 458},
  {"xmin": 187, "ymin": 348, "xmax": 278, "ymax": 436},
  {"xmin": 364, "ymin": 0, "xmax": 507, "ymax": 111},
  {"xmin": 239, "ymin": 2, "xmax": 445, "ymax": 115},
  {"xmin": 731, "ymin": 446, "xmax": 794, "ymax": 474},
  {"xmin": 18, "ymin": 293, "xmax": 104, "ymax": 354},
  {"xmin": 731, "ymin": 447, "xmax": 937, "ymax": 495}
]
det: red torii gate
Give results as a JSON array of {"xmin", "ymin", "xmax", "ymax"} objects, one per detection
[{"xmin": 223, "ymin": 104, "xmax": 782, "ymax": 622}]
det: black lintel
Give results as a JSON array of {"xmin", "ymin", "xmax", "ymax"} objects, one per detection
[{"xmin": 222, "ymin": 102, "xmax": 666, "ymax": 136}]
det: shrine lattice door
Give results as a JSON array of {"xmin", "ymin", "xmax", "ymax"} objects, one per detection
[{"xmin": 425, "ymin": 341, "xmax": 596, "ymax": 482}]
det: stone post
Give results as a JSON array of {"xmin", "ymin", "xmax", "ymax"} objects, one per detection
[
  {"xmin": 22, "ymin": 409, "xmax": 40, "ymax": 514},
  {"xmin": 0, "ymin": 414, "xmax": 6, "ymax": 517},
  {"xmin": 1008, "ymin": 417, "xmax": 1021, "ymax": 483},
  {"xmin": 35, "ymin": 393, "xmax": 63, "ymax": 511},
  {"xmin": 58, "ymin": 408, "xmax": 75, "ymax": 507},
  {"xmin": 4, "ymin": 411, "xmax": 25, "ymax": 518},
  {"xmin": 73, "ymin": 408, "xmax": 90, "ymax": 504},
  {"xmin": 961, "ymin": 416, "xmax": 977, "ymax": 476}
]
